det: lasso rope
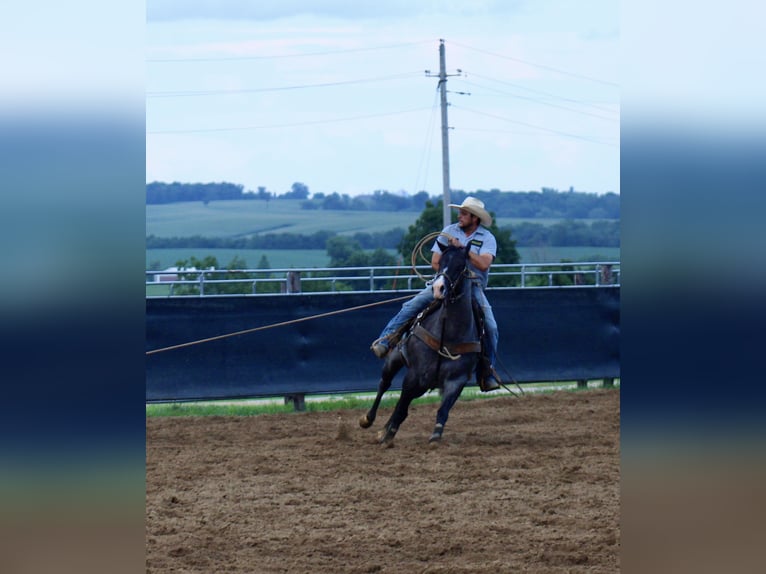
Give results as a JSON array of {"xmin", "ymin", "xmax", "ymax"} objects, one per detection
[
  {"xmin": 147, "ymin": 233, "xmax": 454, "ymax": 356},
  {"xmin": 410, "ymin": 231, "xmax": 454, "ymax": 282},
  {"xmin": 146, "ymin": 293, "xmax": 414, "ymax": 356}
]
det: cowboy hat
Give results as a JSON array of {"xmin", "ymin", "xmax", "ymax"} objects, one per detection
[{"xmin": 448, "ymin": 196, "xmax": 492, "ymax": 227}]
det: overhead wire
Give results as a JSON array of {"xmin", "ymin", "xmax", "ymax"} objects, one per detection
[
  {"xmin": 467, "ymin": 71, "xmax": 618, "ymax": 116},
  {"xmin": 147, "ymin": 72, "xmax": 422, "ymax": 98},
  {"xmin": 458, "ymin": 77, "xmax": 617, "ymax": 122},
  {"xmin": 147, "ymin": 39, "xmax": 435, "ymax": 63},
  {"xmin": 452, "ymin": 104, "xmax": 618, "ymax": 147},
  {"xmin": 148, "ymin": 106, "xmax": 434, "ymax": 135},
  {"xmin": 147, "ymin": 37, "xmax": 618, "ymax": 152},
  {"xmin": 449, "ymin": 39, "xmax": 619, "ymax": 88},
  {"xmin": 411, "ymin": 87, "xmax": 440, "ymax": 195}
]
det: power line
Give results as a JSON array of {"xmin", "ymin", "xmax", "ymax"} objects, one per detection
[
  {"xmin": 464, "ymin": 72, "xmax": 619, "ymax": 118},
  {"xmin": 452, "ymin": 104, "xmax": 618, "ymax": 147},
  {"xmin": 147, "ymin": 39, "xmax": 434, "ymax": 63},
  {"xmin": 458, "ymin": 126, "xmax": 618, "ymax": 145},
  {"xmin": 449, "ymin": 40, "xmax": 619, "ymax": 88},
  {"xmin": 147, "ymin": 72, "xmax": 421, "ymax": 98},
  {"xmin": 459, "ymin": 78, "xmax": 616, "ymax": 122},
  {"xmin": 147, "ymin": 106, "xmax": 433, "ymax": 135},
  {"xmin": 412, "ymin": 89, "xmax": 441, "ymax": 194}
]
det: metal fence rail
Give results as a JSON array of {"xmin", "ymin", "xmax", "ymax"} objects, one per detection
[{"xmin": 146, "ymin": 261, "xmax": 620, "ymax": 297}]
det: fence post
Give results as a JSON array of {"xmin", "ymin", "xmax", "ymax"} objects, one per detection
[
  {"xmin": 600, "ymin": 264, "xmax": 613, "ymax": 286},
  {"xmin": 284, "ymin": 394, "xmax": 306, "ymax": 412},
  {"xmin": 283, "ymin": 271, "xmax": 301, "ymax": 294}
]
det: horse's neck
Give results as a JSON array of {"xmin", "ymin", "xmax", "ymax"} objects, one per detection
[{"xmin": 431, "ymin": 274, "xmax": 476, "ymax": 342}]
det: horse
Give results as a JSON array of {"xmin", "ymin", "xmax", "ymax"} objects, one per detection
[{"xmin": 359, "ymin": 244, "xmax": 481, "ymax": 446}]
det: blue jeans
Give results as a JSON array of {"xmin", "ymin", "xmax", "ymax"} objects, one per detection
[{"xmin": 377, "ymin": 281, "xmax": 499, "ymax": 368}]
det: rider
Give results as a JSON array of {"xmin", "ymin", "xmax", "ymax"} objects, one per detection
[{"xmin": 370, "ymin": 196, "xmax": 501, "ymax": 392}]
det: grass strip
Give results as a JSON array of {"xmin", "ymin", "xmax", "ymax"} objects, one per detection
[{"xmin": 146, "ymin": 380, "xmax": 618, "ymax": 418}]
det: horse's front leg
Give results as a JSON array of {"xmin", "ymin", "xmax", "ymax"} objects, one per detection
[
  {"xmin": 359, "ymin": 347, "xmax": 404, "ymax": 429},
  {"xmin": 376, "ymin": 420, "xmax": 399, "ymax": 446},
  {"xmin": 378, "ymin": 371, "xmax": 423, "ymax": 446},
  {"xmin": 429, "ymin": 377, "xmax": 467, "ymax": 442}
]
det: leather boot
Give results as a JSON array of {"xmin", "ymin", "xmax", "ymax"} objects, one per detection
[{"xmin": 479, "ymin": 368, "xmax": 501, "ymax": 392}]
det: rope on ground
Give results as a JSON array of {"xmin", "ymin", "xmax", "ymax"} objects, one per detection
[{"xmin": 146, "ymin": 293, "xmax": 415, "ymax": 356}]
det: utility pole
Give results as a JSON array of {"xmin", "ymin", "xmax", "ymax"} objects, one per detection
[{"xmin": 426, "ymin": 39, "xmax": 461, "ymax": 228}]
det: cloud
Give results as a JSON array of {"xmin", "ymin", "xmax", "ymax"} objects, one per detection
[{"xmin": 147, "ymin": 0, "xmax": 522, "ymax": 23}]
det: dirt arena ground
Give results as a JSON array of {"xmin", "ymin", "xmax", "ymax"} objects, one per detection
[{"xmin": 146, "ymin": 388, "xmax": 620, "ymax": 573}]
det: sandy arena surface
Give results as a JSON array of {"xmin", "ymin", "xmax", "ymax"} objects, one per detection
[{"xmin": 146, "ymin": 388, "xmax": 620, "ymax": 573}]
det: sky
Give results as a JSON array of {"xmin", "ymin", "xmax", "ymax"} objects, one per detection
[{"xmin": 146, "ymin": 0, "xmax": 620, "ymax": 197}]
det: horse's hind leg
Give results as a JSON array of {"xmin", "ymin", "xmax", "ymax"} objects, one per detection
[{"xmin": 359, "ymin": 348, "xmax": 404, "ymax": 429}]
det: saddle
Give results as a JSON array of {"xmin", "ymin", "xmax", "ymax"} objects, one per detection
[
  {"xmin": 411, "ymin": 324, "xmax": 481, "ymax": 358},
  {"xmin": 388, "ymin": 298, "xmax": 491, "ymax": 380}
]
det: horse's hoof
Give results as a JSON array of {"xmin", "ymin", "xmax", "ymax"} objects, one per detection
[
  {"xmin": 429, "ymin": 424, "xmax": 444, "ymax": 443},
  {"xmin": 379, "ymin": 435, "xmax": 395, "ymax": 448},
  {"xmin": 359, "ymin": 415, "xmax": 372, "ymax": 429},
  {"xmin": 377, "ymin": 428, "xmax": 396, "ymax": 446}
]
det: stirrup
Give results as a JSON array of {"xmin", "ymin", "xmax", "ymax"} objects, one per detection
[
  {"xmin": 370, "ymin": 337, "xmax": 391, "ymax": 358},
  {"xmin": 479, "ymin": 375, "xmax": 501, "ymax": 392}
]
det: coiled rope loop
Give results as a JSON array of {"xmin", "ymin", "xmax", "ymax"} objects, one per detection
[{"xmin": 410, "ymin": 231, "xmax": 455, "ymax": 282}]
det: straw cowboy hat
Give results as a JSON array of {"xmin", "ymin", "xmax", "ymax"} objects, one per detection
[{"xmin": 448, "ymin": 196, "xmax": 493, "ymax": 227}]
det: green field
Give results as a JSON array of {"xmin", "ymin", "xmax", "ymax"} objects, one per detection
[
  {"xmin": 147, "ymin": 200, "xmax": 421, "ymax": 238},
  {"xmin": 147, "ymin": 200, "xmax": 615, "ymax": 238},
  {"xmin": 146, "ymin": 200, "xmax": 619, "ymax": 268}
]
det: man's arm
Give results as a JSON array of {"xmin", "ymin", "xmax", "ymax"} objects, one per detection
[
  {"xmin": 430, "ymin": 251, "xmax": 441, "ymax": 272},
  {"xmin": 468, "ymin": 251, "xmax": 494, "ymax": 272},
  {"xmin": 445, "ymin": 235, "xmax": 494, "ymax": 271}
]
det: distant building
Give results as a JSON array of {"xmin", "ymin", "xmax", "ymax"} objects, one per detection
[{"xmin": 152, "ymin": 266, "xmax": 214, "ymax": 283}]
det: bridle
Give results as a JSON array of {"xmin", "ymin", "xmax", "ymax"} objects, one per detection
[
  {"xmin": 434, "ymin": 250, "xmax": 470, "ymax": 305},
  {"xmin": 419, "ymin": 252, "xmax": 477, "ymax": 361}
]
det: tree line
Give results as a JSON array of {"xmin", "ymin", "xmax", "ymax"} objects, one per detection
[
  {"xmin": 147, "ymin": 181, "xmax": 619, "ymax": 219},
  {"xmin": 164, "ymin": 200, "xmax": 603, "ymax": 295},
  {"xmin": 146, "ymin": 218, "xmax": 618, "ymax": 251}
]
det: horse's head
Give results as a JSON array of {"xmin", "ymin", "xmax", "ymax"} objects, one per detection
[{"xmin": 431, "ymin": 244, "xmax": 470, "ymax": 301}]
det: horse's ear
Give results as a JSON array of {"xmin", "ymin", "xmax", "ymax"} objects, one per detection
[{"xmin": 437, "ymin": 240, "xmax": 449, "ymax": 252}]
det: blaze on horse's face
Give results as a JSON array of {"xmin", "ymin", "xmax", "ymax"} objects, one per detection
[
  {"xmin": 432, "ymin": 274, "xmax": 447, "ymax": 299},
  {"xmin": 432, "ymin": 245, "xmax": 468, "ymax": 300}
]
